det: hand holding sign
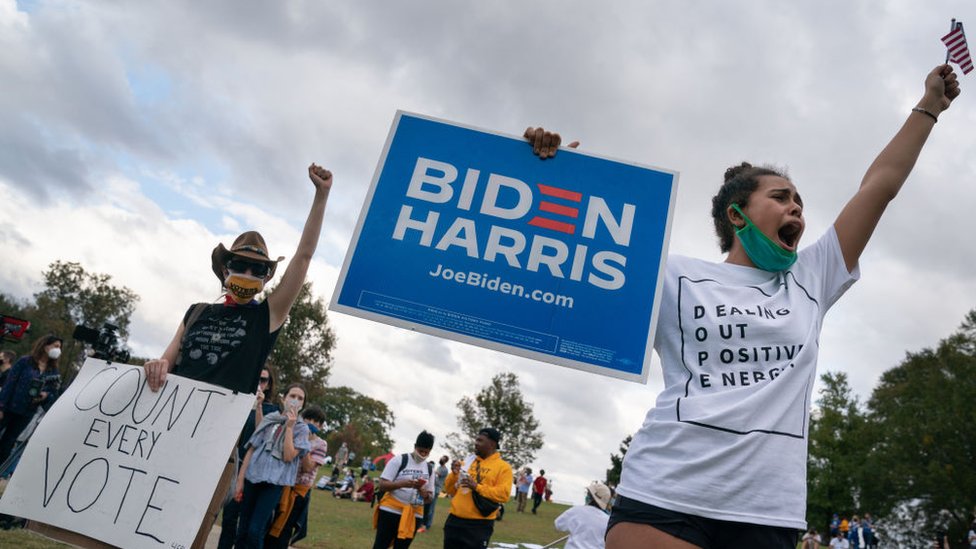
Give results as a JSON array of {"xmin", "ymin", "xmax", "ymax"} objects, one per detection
[
  {"xmin": 143, "ymin": 357, "xmax": 169, "ymax": 392},
  {"xmin": 523, "ymin": 126, "xmax": 579, "ymax": 159},
  {"xmin": 0, "ymin": 359, "xmax": 254, "ymax": 549}
]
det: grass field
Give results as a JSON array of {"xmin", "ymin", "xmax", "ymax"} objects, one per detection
[
  {"xmin": 0, "ymin": 477, "xmax": 810, "ymax": 548},
  {"xmin": 0, "ymin": 478, "xmax": 573, "ymax": 548}
]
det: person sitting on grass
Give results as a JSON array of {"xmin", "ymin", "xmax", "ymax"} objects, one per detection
[
  {"xmin": 353, "ymin": 475, "xmax": 376, "ymax": 502},
  {"xmin": 334, "ymin": 469, "xmax": 357, "ymax": 499}
]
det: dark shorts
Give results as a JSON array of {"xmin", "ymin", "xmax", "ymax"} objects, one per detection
[
  {"xmin": 443, "ymin": 514, "xmax": 494, "ymax": 549},
  {"xmin": 607, "ymin": 495, "xmax": 799, "ymax": 549}
]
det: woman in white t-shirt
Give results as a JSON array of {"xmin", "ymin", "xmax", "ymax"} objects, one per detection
[
  {"xmin": 554, "ymin": 482, "xmax": 613, "ymax": 549},
  {"xmin": 526, "ymin": 65, "xmax": 960, "ymax": 549}
]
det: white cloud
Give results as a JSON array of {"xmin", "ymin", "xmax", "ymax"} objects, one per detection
[{"xmin": 1, "ymin": 0, "xmax": 975, "ymax": 506}]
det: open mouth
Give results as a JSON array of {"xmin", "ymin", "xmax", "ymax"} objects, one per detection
[{"xmin": 777, "ymin": 222, "xmax": 802, "ymax": 250}]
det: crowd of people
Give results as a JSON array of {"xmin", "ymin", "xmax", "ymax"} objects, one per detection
[{"xmin": 0, "ymin": 61, "xmax": 968, "ymax": 549}]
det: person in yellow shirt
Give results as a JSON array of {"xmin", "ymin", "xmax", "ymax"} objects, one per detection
[{"xmin": 443, "ymin": 428, "xmax": 513, "ymax": 549}]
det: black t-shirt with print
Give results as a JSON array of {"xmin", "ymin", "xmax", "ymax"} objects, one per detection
[{"xmin": 171, "ymin": 300, "xmax": 280, "ymax": 394}]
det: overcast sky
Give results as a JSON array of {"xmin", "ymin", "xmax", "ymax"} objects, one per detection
[{"xmin": 2, "ymin": 0, "xmax": 975, "ymax": 506}]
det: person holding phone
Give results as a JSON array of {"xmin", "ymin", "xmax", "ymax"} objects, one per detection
[
  {"xmin": 372, "ymin": 431, "xmax": 436, "ymax": 549},
  {"xmin": 234, "ymin": 383, "xmax": 311, "ymax": 549},
  {"xmin": 217, "ymin": 363, "xmax": 279, "ymax": 549}
]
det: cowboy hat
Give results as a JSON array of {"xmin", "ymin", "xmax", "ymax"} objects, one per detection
[
  {"xmin": 586, "ymin": 481, "xmax": 612, "ymax": 511},
  {"xmin": 211, "ymin": 231, "xmax": 284, "ymax": 282}
]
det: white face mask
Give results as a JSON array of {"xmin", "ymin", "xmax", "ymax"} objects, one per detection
[
  {"xmin": 47, "ymin": 348, "xmax": 62, "ymax": 360},
  {"xmin": 287, "ymin": 397, "xmax": 301, "ymax": 412}
]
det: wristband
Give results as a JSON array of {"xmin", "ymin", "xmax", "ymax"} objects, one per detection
[{"xmin": 911, "ymin": 107, "xmax": 938, "ymax": 123}]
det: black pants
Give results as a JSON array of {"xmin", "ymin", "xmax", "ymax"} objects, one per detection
[
  {"xmin": 0, "ymin": 411, "xmax": 34, "ymax": 469},
  {"xmin": 531, "ymin": 492, "xmax": 543, "ymax": 513},
  {"xmin": 216, "ymin": 497, "xmax": 241, "ymax": 549},
  {"xmin": 265, "ymin": 491, "xmax": 310, "ymax": 549},
  {"xmin": 373, "ymin": 508, "xmax": 418, "ymax": 549},
  {"xmin": 443, "ymin": 514, "xmax": 494, "ymax": 549}
]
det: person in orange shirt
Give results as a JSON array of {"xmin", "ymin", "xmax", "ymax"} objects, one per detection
[{"xmin": 443, "ymin": 428, "xmax": 513, "ymax": 549}]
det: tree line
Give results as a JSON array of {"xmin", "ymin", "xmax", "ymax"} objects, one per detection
[{"xmin": 806, "ymin": 309, "xmax": 976, "ymax": 546}]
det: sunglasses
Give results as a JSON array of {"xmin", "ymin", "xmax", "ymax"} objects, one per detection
[
  {"xmin": 259, "ymin": 377, "xmax": 270, "ymax": 383},
  {"xmin": 226, "ymin": 259, "xmax": 270, "ymax": 277}
]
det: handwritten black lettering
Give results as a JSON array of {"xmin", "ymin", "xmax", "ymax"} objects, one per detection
[
  {"xmin": 136, "ymin": 475, "xmax": 180, "ymax": 544},
  {"xmin": 99, "ymin": 368, "xmax": 141, "ymax": 417},
  {"xmin": 42, "ymin": 447, "xmax": 77, "ymax": 507},
  {"xmin": 67, "ymin": 457, "xmax": 109, "ymax": 513},
  {"xmin": 114, "ymin": 465, "xmax": 148, "ymax": 524},
  {"xmin": 74, "ymin": 366, "xmax": 118, "ymax": 412}
]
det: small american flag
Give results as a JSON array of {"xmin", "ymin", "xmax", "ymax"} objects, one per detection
[{"xmin": 942, "ymin": 20, "xmax": 973, "ymax": 74}]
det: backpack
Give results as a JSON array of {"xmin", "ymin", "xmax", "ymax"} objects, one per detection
[{"xmin": 373, "ymin": 453, "xmax": 434, "ymax": 504}]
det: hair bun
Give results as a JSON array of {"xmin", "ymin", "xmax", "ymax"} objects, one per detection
[{"xmin": 724, "ymin": 162, "xmax": 754, "ymax": 183}]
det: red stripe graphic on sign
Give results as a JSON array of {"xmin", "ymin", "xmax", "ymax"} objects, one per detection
[
  {"xmin": 528, "ymin": 217, "xmax": 576, "ymax": 234},
  {"xmin": 537, "ymin": 183, "xmax": 582, "ymax": 202},
  {"xmin": 539, "ymin": 201, "xmax": 579, "ymax": 218}
]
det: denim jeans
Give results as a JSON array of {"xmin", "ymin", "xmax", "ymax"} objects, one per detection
[
  {"xmin": 236, "ymin": 481, "xmax": 284, "ymax": 549},
  {"xmin": 423, "ymin": 495, "xmax": 439, "ymax": 529}
]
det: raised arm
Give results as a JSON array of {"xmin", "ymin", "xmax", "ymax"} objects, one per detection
[
  {"xmin": 834, "ymin": 64, "xmax": 960, "ymax": 271},
  {"xmin": 267, "ymin": 163, "xmax": 333, "ymax": 331}
]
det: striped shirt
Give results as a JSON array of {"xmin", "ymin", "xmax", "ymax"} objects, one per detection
[{"xmin": 296, "ymin": 436, "xmax": 328, "ymax": 486}]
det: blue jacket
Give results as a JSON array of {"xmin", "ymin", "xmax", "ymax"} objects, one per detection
[{"xmin": 0, "ymin": 356, "xmax": 60, "ymax": 416}]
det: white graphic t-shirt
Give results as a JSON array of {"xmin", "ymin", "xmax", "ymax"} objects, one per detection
[
  {"xmin": 617, "ymin": 227, "xmax": 858, "ymax": 529},
  {"xmin": 379, "ymin": 453, "xmax": 435, "ymax": 516}
]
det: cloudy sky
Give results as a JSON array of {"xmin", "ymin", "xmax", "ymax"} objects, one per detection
[{"xmin": 2, "ymin": 0, "xmax": 975, "ymax": 505}]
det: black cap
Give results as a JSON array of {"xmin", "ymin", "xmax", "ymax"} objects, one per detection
[
  {"xmin": 415, "ymin": 430, "xmax": 434, "ymax": 449},
  {"xmin": 478, "ymin": 427, "xmax": 501, "ymax": 446}
]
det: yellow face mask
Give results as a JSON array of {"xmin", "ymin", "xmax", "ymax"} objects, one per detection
[{"xmin": 224, "ymin": 273, "xmax": 264, "ymax": 304}]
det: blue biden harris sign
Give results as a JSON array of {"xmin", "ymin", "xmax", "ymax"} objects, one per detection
[{"xmin": 331, "ymin": 112, "xmax": 678, "ymax": 382}]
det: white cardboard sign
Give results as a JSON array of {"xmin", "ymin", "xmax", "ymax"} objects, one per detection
[{"xmin": 0, "ymin": 358, "xmax": 254, "ymax": 549}]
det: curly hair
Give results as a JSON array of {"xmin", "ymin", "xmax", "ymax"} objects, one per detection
[
  {"xmin": 710, "ymin": 162, "xmax": 789, "ymax": 252},
  {"xmin": 301, "ymin": 404, "xmax": 326, "ymax": 424}
]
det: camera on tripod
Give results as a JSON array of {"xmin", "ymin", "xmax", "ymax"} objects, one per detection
[{"xmin": 72, "ymin": 322, "xmax": 131, "ymax": 363}]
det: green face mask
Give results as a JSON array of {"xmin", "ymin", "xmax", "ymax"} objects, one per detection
[{"xmin": 731, "ymin": 203, "xmax": 797, "ymax": 272}]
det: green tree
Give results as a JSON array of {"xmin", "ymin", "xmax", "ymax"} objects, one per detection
[
  {"xmin": 445, "ymin": 372, "xmax": 543, "ymax": 470},
  {"xmin": 805, "ymin": 371, "xmax": 867, "ymax": 529},
  {"xmin": 316, "ymin": 386, "xmax": 395, "ymax": 461},
  {"xmin": 2, "ymin": 261, "xmax": 139, "ymax": 380},
  {"xmin": 605, "ymin": 434, "xmax": 632, "ymax": 487},
  {"xmin": 267, "ymin": 280, "xmax": 336, "ymax": 403},
  {"xmin": 859, "ymin": 310, "xmax": 976, "ymax": 544}
]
